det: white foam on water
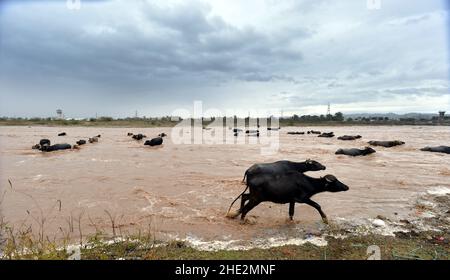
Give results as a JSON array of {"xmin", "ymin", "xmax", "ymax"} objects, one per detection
[
  {"xmin": 427, "ymin": 187, "xmax": 450, "ymax": 196},
  {"xmin": 180, "ymin": 235, "xmax": 327, "ymax": 252}
]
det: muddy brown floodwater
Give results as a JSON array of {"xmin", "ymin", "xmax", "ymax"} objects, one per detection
[{"xmin": 0, "ymin": 125, "xmax": 449, "ymax": 248}]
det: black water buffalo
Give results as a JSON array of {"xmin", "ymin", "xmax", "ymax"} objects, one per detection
[
  {"xmin": 307, "ymin": 130, "xmax": 321, "ymax": 134},
  {"xmin": 338, "ymin": 135, "xmax": 362, "ymax": 141},
  {"xmin": 127, "ymin": 132, "xmax": 133, "ymax": 136},
  {"xmin": 335, "ymin": 147, "xmax": 376, "ymax": 156},
  {"xmin": 33, "ymin": 139, "xmax": 51, "ymax": 149},
  {"xmin": 318, "ymin": 132, "xmax": 335, "ymax": 138},
  {"xmin": 144, "ymin": 137, "xmax": 163, "ymax": 147},
  {"xmin": 76, "ymin": 140, "xmax": 86, "ymax": 145},
  {"xmin": 233, "ymin": 128, "xmax": 243, "ymax": 133},
  {"xmin": 40, "ymin": 143, "xmax": 72, "ymax": 152},
  {"xmin": 247, "ymin": 132, "xmax": 260, "ymax": 137},
  {"xmin": 420, "ymin": 146, "xmax": 450, "ymax": 154},
  {"xmin": 40, "ymin": 139, "xmax": 51, "ymax": 146},
  {"xmin": 287, "ymin": 132, "xmax": 305, "ymax": 135},
  {"xmin": 227, "ymin": 172, "xmax": 349, "ymax": 223},
  {"xmin": 58, "ymin": 132, "xmax": 66, "ymax": 136},
  {"xmin": 132, "ymin": 134, "xmax": 146, "ymax": 140},
  {"xmin": 368, "ymin": 140, "xmax": 405, "ymax": 147},
  {"xmin": 89, "ymin": 137, "xmax": 99, "ymax": 143},
  {"xmin": 242, "ymin": 159, "xmax": 326, "ymax": 184},
  {"xmin": 246, "ymin": 130, "xmax": 259, "ymax": 134},
  {"xmin": 267, "ymin": 127, "xmax": 280, "ymax": 131}
]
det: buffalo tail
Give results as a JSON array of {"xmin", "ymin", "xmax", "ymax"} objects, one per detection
[{"xmin": 226, "ymin": 184, "xmax": 249, "ymax": 216}]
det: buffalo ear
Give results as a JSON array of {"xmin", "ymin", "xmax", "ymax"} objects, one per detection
[{"xmin": 325, "ymin": 175, "xmax": 335, "ymax": 183}]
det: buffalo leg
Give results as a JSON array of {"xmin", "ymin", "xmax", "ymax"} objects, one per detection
[
  {"xmin": 304, "ymin": 199, "xmax": 328, "ymax": 224},
  {"xmin": 240, "ymin": 199, "xmax": 260, "ymax": 220},
  {"xmin": 289, "ymin": 202, "xmax": 295, "ymax": 220},
  {"xmin": 240, "ymin": 193, "xmax": 250, "ymax": 213},
  {"xmin": 227, "ymin": 193, "xmax": 249, "ymax": 218}
]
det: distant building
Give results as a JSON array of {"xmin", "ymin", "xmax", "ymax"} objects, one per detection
[
  {"xmin": 438, "ymin": 111, "xmax": 445, "ymax": 123},
  {"xmin": 56, "ymin": 109, "xmax": 64, "ymax": 120}
]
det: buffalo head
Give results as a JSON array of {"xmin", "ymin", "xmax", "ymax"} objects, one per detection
[
  {"xmin": 323, "ymin": 175, "xmax": 349, "ymax": 192},
  {"xmin": 304, "ymin": 159, "xmax": 326, "ymax": 171}
]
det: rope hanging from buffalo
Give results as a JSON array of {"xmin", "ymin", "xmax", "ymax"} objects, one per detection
[{"xmin": 227, "ymin": 172, "xmax": 249, "ymax": 215}]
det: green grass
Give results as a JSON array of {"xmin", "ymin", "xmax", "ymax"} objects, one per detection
[{"xmin": 1, "ymin": 228, "xmax": 448, "ymax": 260}]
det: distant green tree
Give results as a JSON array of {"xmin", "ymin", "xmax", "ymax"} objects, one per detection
[
  {"xmin": 333, "ymin": 112, "xmax": 344, "ymax": 121},
  {"xmin": 99, "ymin": 116, "xmax": 113, "ymax": 121}
]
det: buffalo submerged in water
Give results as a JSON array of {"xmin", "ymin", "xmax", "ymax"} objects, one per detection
[
  {"xmin": 368, "ymin": 140, "xmax": 405, "ymax": 147},
  {"xmin": 335, "ymin": 147, "xmax": 376, "ymax": 156},
  {"xmin": 338, "ymin": 135, "xmax": 362, "ymax": 141},
  {"xmin": 420, "ymin": 146, "xmax": 450, "ymax": 154},
  {"xmin": 40, "ymin": 143, "xmax": 72, "ymax": 152},
  {"xmin": 132, "ymin": 133, "xmax": 146, "ymax": 140},
  {"xmin": 318, "ymin": 132, "xmax": 335, "ymax": 138},
  {"xmin": 144, "ymin": 137, "xmax": 163, "ymax": 147}
]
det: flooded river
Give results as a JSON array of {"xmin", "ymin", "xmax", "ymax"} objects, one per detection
[{"xmin": 0, "ymin": 125, "xmax": 449, "ymax": 247}]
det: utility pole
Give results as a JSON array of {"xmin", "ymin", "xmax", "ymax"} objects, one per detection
[{"xmin": 327, "ymin": 103, "xmax": 331, "ymax": 116}]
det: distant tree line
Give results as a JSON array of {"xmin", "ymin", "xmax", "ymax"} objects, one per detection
[{"xmin": 289, "ymin": 112, "xmax": 344, "ymax": 122}]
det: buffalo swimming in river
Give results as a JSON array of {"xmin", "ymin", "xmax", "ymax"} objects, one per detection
[
  {"xmin": 40, "ymin": 143, "xmax": 72, "ymax": 152},
  {"xmin": 89, "ymin": 137, "xmax": 99, "ymax": 143},
  {"xmin": 338, "ymin": 135, "xmax": 362, "ymax": 141},
  {"xmin": 132, "ymin": 134, "xmax": 146, "ymax": 140},
  {"xmin": 420, "ymin": 146, "xmax": 450, "ymax": 154},
  {"xmin": 335, "ymin": 147, "xmax": 376, "ymax": 156},
  {"xmin": 318, "ymin": 132, "xmax": 335, "ymax": 138},
  {"xmin": 76, "ymin": 140, "xmax": 86, "ymax": 145},
  {"xmin": 144, "ymin": 137, "xmax": 163, "ymax": 147},
  {"xmin": 368, "ymin": 140, "xmax": 405, "ymax": 147}
]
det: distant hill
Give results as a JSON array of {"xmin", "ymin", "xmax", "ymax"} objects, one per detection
[{"xmin": 344, "ymin": 112, "xmax": 439, "ymax": 120}]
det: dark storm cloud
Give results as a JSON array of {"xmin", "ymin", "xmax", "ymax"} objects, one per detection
[
  {"xmin": 0, "ymin": 0, "xmax": 448, "ymax": 117},
  {"xmin": 3, "ymin": 1, "xmax": 305, "ymax": 78}
]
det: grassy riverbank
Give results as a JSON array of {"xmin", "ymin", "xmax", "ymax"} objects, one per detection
[{"xmin": 1, "ymin": 230, "xmax": 448, "ymax": 260}]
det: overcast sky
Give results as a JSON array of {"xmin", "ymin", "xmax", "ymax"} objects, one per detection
[{"xmin": 0, "ymin": 0, "xmax": 449, "ymax": 118}]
